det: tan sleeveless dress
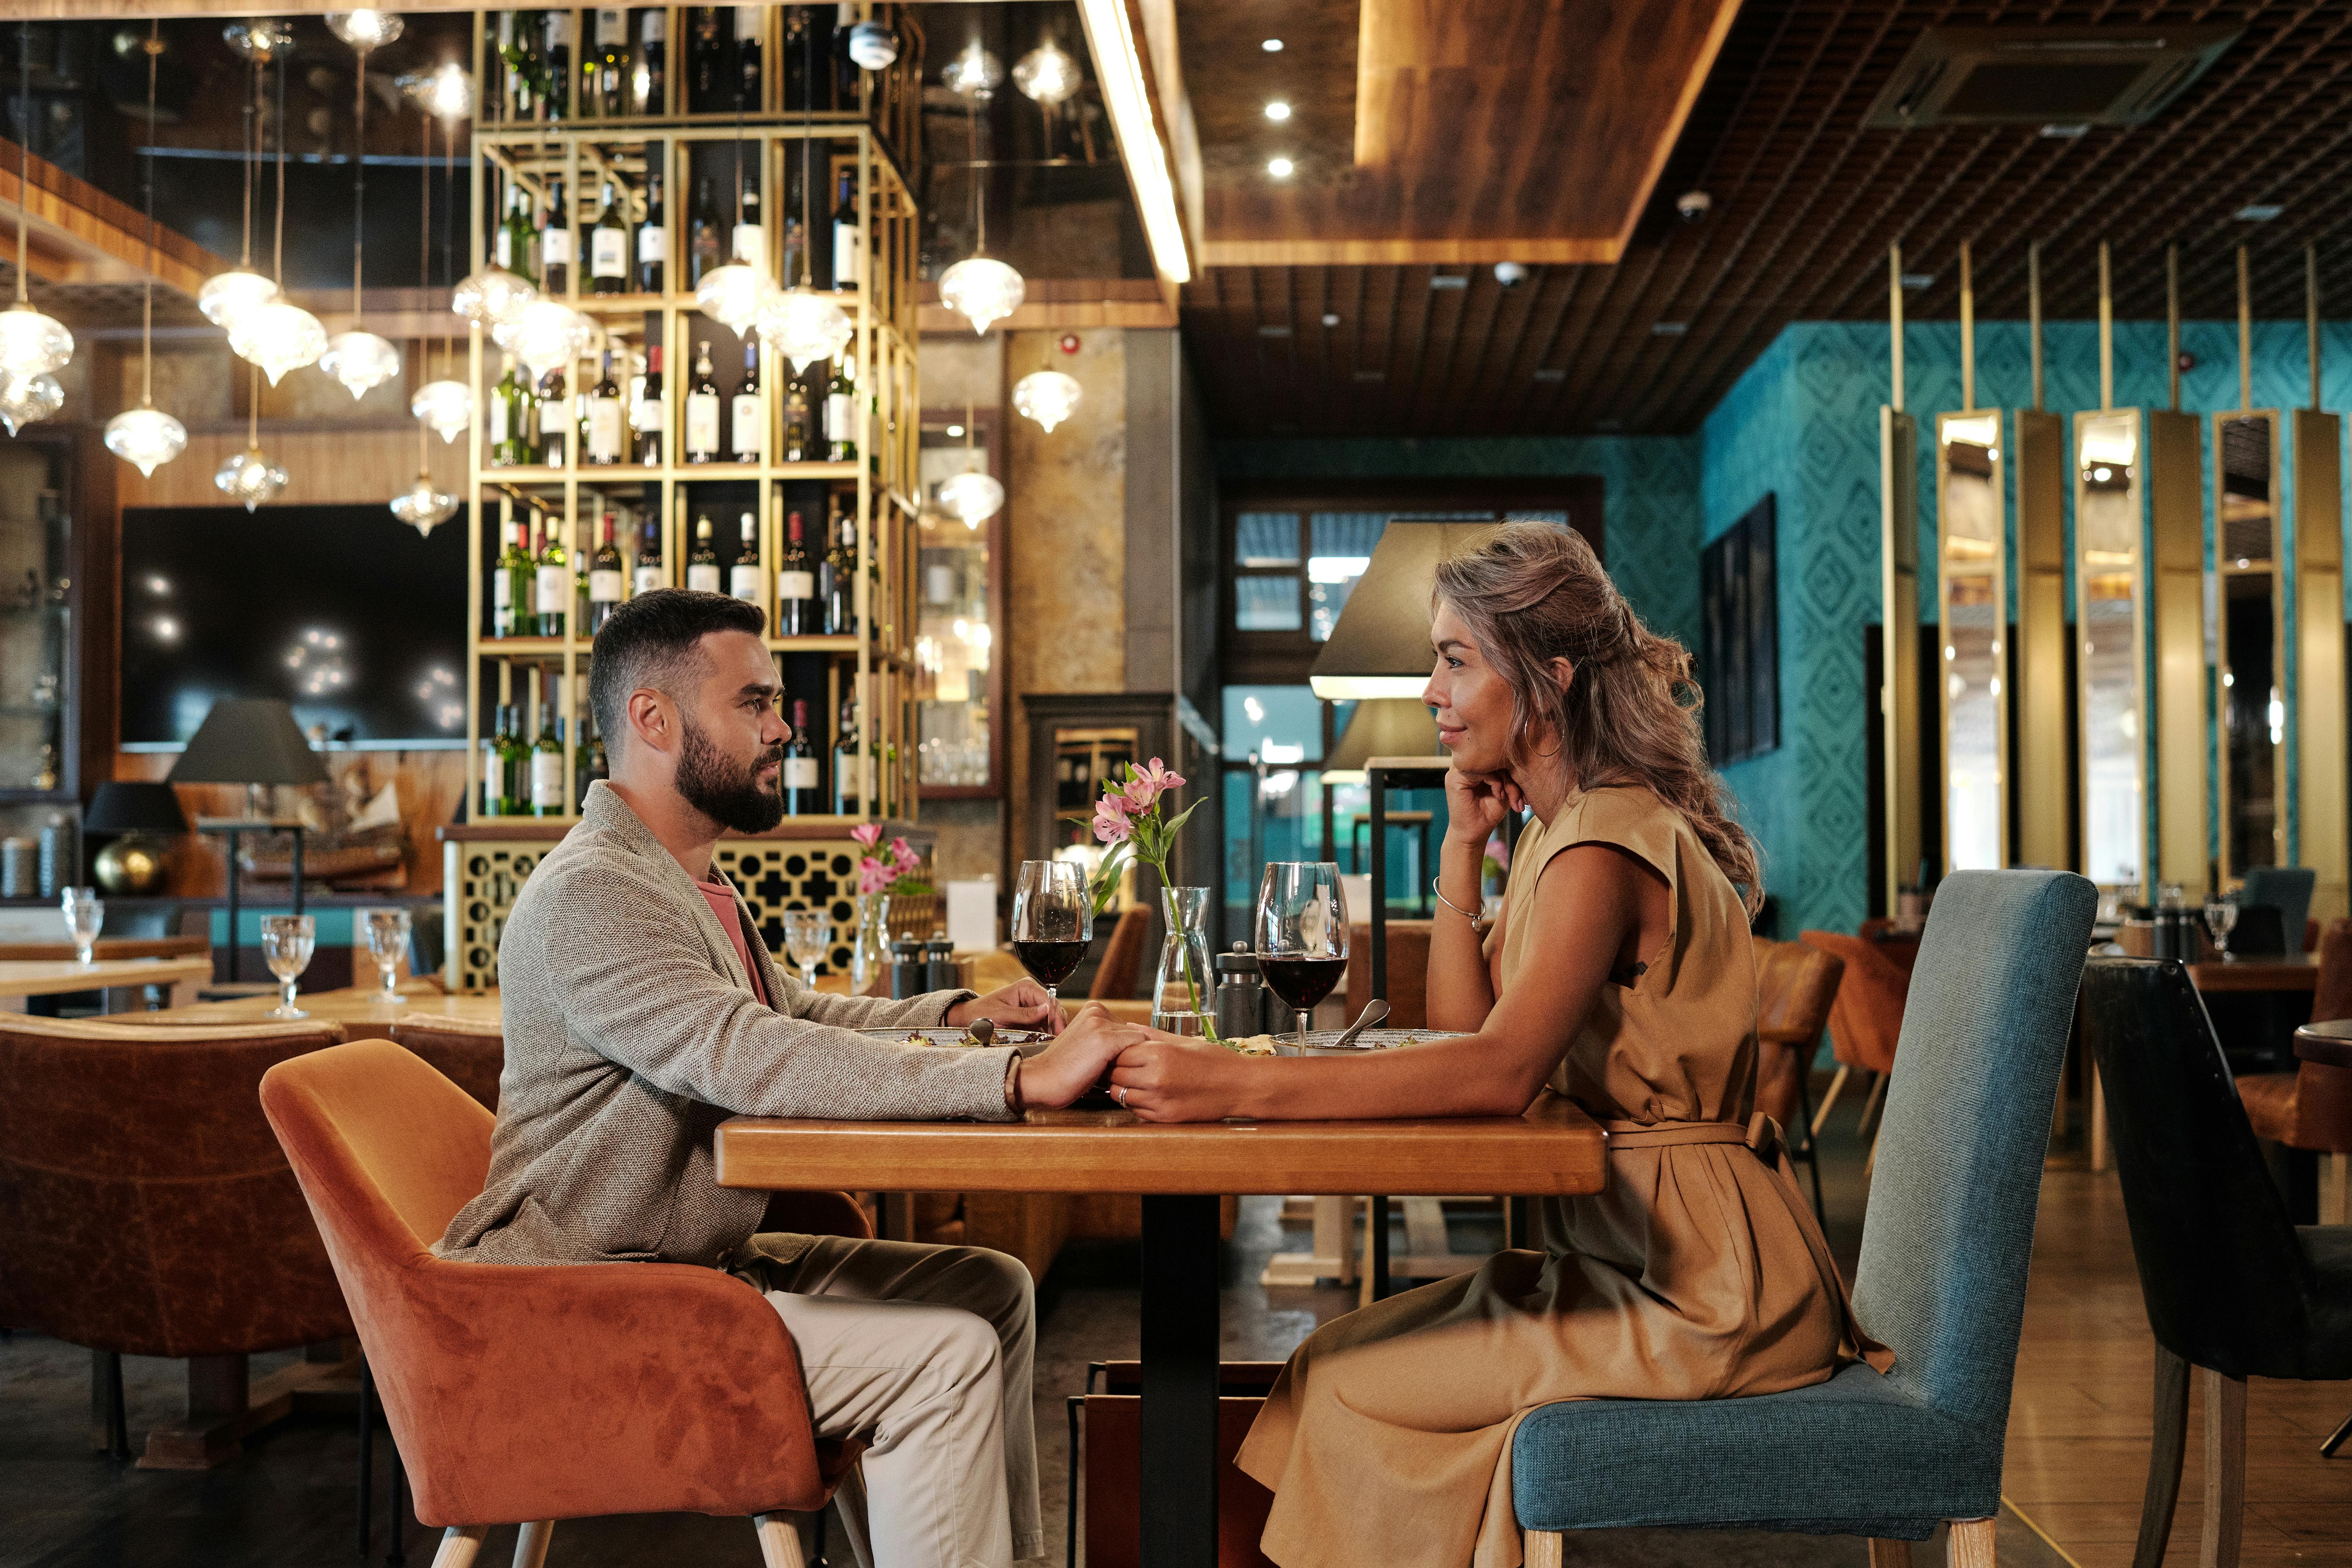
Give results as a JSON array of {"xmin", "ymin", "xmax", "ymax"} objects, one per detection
[{"xmin": 1233, "ymin": 785, "xmax": 1891, "ymax": 1568}]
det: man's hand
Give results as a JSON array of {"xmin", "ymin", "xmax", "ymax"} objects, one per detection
[
  {"xmin": 947, "ymin": 978, "xmax": 1067, "ymax": 1035},
  {"xmin": 1020, "ymin": 1003, "xmax": 1156, "ymax": 1108}
]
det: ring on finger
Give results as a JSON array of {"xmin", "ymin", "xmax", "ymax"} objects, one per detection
[{"xmin": 1112, "ymin": 1084, "xmax": 1129, "ymax": 1107}]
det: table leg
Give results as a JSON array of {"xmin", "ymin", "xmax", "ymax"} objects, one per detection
[{"xmin": 1140, "ymin": 1194, "xmax": 1220, "ymax": 1568}]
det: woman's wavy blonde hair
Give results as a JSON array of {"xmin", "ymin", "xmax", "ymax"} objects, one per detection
[{"xmin": 1432, "ymin": 522, "xmax": 1762, "ymax": 913}]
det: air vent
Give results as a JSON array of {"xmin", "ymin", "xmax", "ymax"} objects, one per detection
[{"xmin": 1864, "ymin": 26, "xmax": 2238, "ymax": 129}]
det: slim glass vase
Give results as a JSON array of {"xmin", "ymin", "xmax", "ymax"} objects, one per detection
[
  {"xmin": 849, "ymin": 892, "xmax": 893, "ymax": 993},
  {"xmin": 1151, "ymin": 886, "xmax": 1214, "ymax": 1037}
]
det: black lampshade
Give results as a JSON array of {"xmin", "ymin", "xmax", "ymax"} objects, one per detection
[
  {"xmin": 84, "ymin": 780, "xmax": 190, "ymax": 835},
  {"xmin": 1309, "ymin": 522, "xmax": 1507, "ymax": 700},
  {"xmin": 168, "ymin": 699, "xmax": 331, "ymax": 787},
  {"xmin": 1323, "ymin": 699, "xmax": 1443, "ymax": 774}
]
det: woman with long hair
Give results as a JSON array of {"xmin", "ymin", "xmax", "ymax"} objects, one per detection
[{"xmin": 1108, "ymin": 523, "xmax": 1888, "ymax": 1568}]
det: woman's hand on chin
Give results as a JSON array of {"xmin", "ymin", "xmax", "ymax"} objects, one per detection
[
  {"xmin": 1444, "ymin": 765, "xmax": 1522, "ymax": 843},
  {"xmin": 1107, "ymin": 1037, "xmax": 1252, "ymax": 1122}
]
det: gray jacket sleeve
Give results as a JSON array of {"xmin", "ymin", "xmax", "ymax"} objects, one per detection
[{"xmin": 537, "ymin": 856, "xmax": 1017, "ymax": 1122}]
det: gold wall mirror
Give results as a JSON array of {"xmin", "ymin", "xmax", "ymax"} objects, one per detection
[
  {"xmin": 1935, "ymin": 411, "xmax": 2007, "ymax": 870},
  {"xmin": 2214, "ymin": 410, "xmax": 2283, "ymax": 882},
  {"xmin": 2074, "ymin": 408, "xmax": 2149, "ymax": 896}
]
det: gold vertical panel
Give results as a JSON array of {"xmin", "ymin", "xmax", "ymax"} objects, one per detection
[
  {"xmin": 2151, "ymin": 410, "xmax": 2207, "ymax": 897},
  {"xmin": 1936, "ymin": 411, "xmax": 2007, "ymax": 871},
  {"xmin": 2213, "ymin": 410, "xmax": 2283, "ymax": 885},
  {"xmin": 1883, "ymin": 407, "xmax": 1922, "ymax": 906},
  {"xmin": 2015, "ymin": 409, "xmax": 2070, "ymax": 869},
  {"xmin": 2075, "ymin": 408, "xmax": 2149, "ymax": 899},
  {"xmin": 2295, "ymin": 408, "xmax": 2347, "ymax": 918}
]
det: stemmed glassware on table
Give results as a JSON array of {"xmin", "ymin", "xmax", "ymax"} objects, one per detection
[
  {"xmin": 1010, "ymin": 859, "xmax": 1091, "ymax": 1024},
  {"xmin": 260, "ymin": 914, "xmax": 316, "ymax": 1020},
  {"xmin": 782, "ymin": 908, "xmax": 829, "ymax": 989},
  {"xmin": 1255, "ymin": 861, "xmax": 1350, "ymax": 1051},
  {"xmin": 59, "ymin": 886, "xmax": 102, "ymax": 967},
  {"xmin": 2203, "ymin": 897, "xmax": 2239, "ymax": 960},
  {"xmin": 363, "ymin": 908, "xmax": 412, "ymax": 1002}
]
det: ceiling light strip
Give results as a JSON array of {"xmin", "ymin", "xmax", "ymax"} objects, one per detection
[{"xmin": 1075, "ymin": 0, "xmax": 1191, "ymax": 285}]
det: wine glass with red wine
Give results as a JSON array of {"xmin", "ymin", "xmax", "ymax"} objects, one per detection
[
  {"xmin": 1256, "ymin": 861, "xmax": 1349, "ymax": 1051},
  {"xmin": 1011, "ymin": 859, "xmax": 1091, "ymax": 1023}
]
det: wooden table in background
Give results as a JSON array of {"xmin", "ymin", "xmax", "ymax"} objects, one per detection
[
  {"xmin": 142, "ymin": 982, "xmax": 501, "ymax": 1030},
  {"xmin": 717, "ymin": 1092, "xmax": 1608, "ymax": 1568},
  {"xmin": 0, "ymin": 936, "xmax": 209, "ymax": 963},
  {"xmin": 0, "ymin": 956, "xmax": 213, "ymax": 1007},
  {"xmin": 2188, "ymin": 953, "xmax": 2321, "ymax": 993}
]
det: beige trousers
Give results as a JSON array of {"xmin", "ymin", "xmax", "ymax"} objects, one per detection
[{"xmin": 756, "ymin": 1234, "xmax": 1042, "ymax": 1568}]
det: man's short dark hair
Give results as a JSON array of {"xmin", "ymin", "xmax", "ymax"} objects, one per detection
[{"xmin": 588, "ymin": 589, "xmax": 766, "ymax": 747}]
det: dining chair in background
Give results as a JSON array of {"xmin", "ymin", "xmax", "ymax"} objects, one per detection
[
  {"xmin": 2237, "ymin": 867, "xmax": 2317, "ymax": 958},
  {"xmin": 2235, "ymin": 918, "xmax": 2352, "ymax": 1222},
  {"xmin": 384, "ymin": 1012, "xmax": 507, "ymax": 1111},
  {"xmin": 2078, "ymin": 958, "xmax": 2352, "ymax": 1568},
  {"xmin": 1797, "ymin": 929, "xmax": 1909, "ymax": 1157},
  {"xmin": 1514, "ymin": 869, "xmax": 2097, "ymax": 1566},
  {"xmin": 1752, "ymin": 935, "xmax": 1846, "ymax": 1226},
  {"xmin": 1090, "ymin": 905, "xmax": 1153, "ymax": 1001},
  {"xmin": 0, "ymin": 1014, "xmax": 356, "ymax": 1468},
  {"xmin": 259, "ymin": 1038, "xmax": 867, "ymax": 1568}
]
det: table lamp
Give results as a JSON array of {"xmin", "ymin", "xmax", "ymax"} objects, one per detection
[
  {"xmin": 168, "ymin": 698, "xmax": 331, "ymax": 812},
  {"xmin": 1308, "ymin": 522, "xmax": 1508, "ymax": 700},
  {"xmin": 84, "ymin": 781, "xmax": 189, "ymax": 896},
  {"xmin": 1320, "ymin": 699, "xmax": 1443, "ymax": 785}
]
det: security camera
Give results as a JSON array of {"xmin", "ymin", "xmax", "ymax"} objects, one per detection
[
  {"xmin": 1493, "ymin": 262, "xmax": 1528, "ymax": 288},
  {"xmin": 1676, "ymin": 190, "xmax": 1712, "ymax": 224}
]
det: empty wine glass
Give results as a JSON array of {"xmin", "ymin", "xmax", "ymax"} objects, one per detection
[
  {"xmin": 1010, "ymin": 860, "xmax": 1090, "ymax": 1023},
  {"xmin": 1255, "ymin": 862, "xmax": 1349, "ymax": 1051},
  {"xmin": 363, "ymin": 908, "xmax": 412, "ymax": 1002},
  {"xmin": 58, "ymin": 886, "xmax": 102, "ymax": 967},
  {"xmin": 2204, "ymin": 897, "xmax": 2239, "ymax": 959},
  {"xmin": 782, "ymin": 908, "xmax": 829, "ymax": 989},
  {"xmin": 260, "ymin": 914, "xmax": 316, "ymax": 1020}
]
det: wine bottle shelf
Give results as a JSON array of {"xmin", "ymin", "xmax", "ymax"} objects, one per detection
[
  {"xmin": 478, "ymin": 461, "xmax": 864, "ymax": 485},
  {"xmin": 475, "ymin": 634, "xmax": 903, "ymax": 663}
]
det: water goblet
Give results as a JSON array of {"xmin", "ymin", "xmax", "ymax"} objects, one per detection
[
  {"xmin": 364, "ymin": 908, "xmax": 412, "ymax": 1001},
  {"xmin": 260, "ymin": 914, "xmax": 316, "ymax": 1020},
  {"xmin": 2203, "ymin": 897, "xmax": 2239, "ymax": 960},
  {"xmin": 782, "ymin": 908, "xmax": 829, "ymax": 989},
  {"xmin": 59, "ymin": 886, "xmax": 102, "ymax": 967},
  {"xmin": 1255, "ymin": 862, "xmax": 1349, "ymax": 1051},
  {"xmin": 1010, "ymin": 860, "xmax": 1090, "ymax": 1022}
]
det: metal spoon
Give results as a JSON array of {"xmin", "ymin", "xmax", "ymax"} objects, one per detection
[
  {"xmin": 1329, "ymin": 999, "xmax": 1389, "ymax": 1050},
  {"xmin": 967, "ymin": 1016, "xmax": 995, "ymax": 1048}
]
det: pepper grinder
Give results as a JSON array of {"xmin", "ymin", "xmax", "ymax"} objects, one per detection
[{"xmin": 1214, "ymin": 942, "xmax": 1271, "ymax": 1040}]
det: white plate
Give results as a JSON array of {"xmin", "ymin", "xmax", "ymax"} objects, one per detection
[
  {"xmin": 1256, "ymin": 1027, "xmax": 1466, "ymax": 1056},
  {"xmin": 853, "ymin": 1026, "xmax": 1049, "ymax": 1048}
]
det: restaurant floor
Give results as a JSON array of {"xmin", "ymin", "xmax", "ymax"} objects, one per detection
[{"xmin": 0, "ymin": 1093, "xmax": 2342, "ymax": 1568}]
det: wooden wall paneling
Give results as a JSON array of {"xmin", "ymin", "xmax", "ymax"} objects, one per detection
[
  {"xmin": 2014, "ymin": 408, "xmax": 2071, "ymax": 872},
  {"xmin": 2150, "ymin": 409, "xmax": 2207, "ymax": 899},
  {"xmin": 116, "ymin": 428, "xmax": 463, "ymax": 510}
]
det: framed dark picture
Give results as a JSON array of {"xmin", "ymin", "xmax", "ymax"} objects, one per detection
[{"xmin": 1700, "ymin": 494, "xmax": 1780, "ymax": 764}]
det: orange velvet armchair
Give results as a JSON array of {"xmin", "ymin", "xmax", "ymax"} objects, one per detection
[
  {"xmin": 259, "ymin": 1038, "xmax": 865, "ymax": 1568},
  {"xmin": 2238, "ymin": 919, "xmax": 2352, "ymax": 1180},
  {"xmin": 1797, "ymin": 929, "xmax": 1909, "ymax": 1140}
]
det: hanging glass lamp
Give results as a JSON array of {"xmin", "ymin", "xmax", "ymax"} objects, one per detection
[
  {"xmin": 229, "ymin": 299, "xmax": 328, "ymax": 385},
  {"xmin": 506, "ymin": 299, "xmax": 595, "ymax": 378},
  {"xmin": 320, "ymin": 330, "xmax": 403, "ymax": 399},
  {"xmin": 696, "ymin": 262, "xmax": 776, "ymax": 336},
  {"xmin": 0, "ymin": 303, "xmax": 72, "ymax": 380},
  {"xmin": 104, "ymin": 406, "xmax": 189, "ymax": 476},
  {"xmin": 214, "ymin": 444, "xmax": 290, "ymax": 511},
  {"xmin": 1014, "ymin": 41, "xmax": 1080, "ymax": 105},
  {"xmin": 937, "ymin": 469, "xmax": 1004, "ymax": 528},
  {"xmin": 326, "ymin": 11, "xmax": 405, "ymax": 51},
  {"xmin": 412, "ymin": 378, "xmax": 475, "ymax": 443},
  {"xmin": 198, "ymin": 270, "xmax": 280, "ymax": 329},
  {"xmin": 756, "ymin": 287, "xmax": 855, "ymax": 374},
  {"xmin": 1013, "ymin": 369, "xmax": 1082, "ymax": 433},
  {"xmin": 390, "ymin": 468, "xmax": 459, "ymax": 535},
  {"xmin": 0, "ymin": 371, "xmax": 61, "ymax": 435},
  {"xmin": 939, "ymin": 256, "xmax": 1024, "ymax": 335}
]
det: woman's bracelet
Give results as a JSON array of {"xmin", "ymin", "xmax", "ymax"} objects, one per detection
[{"xmin": 1432, "ymin": 878, "xmax": 1487, "ymax": 931}]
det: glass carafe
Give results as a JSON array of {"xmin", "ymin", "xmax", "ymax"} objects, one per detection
[
  {"xmin": 1151, "ymin": 886, "xmax": 1214, "ymax": 1038},
  {"xmin": 849, "ymin": 892, "xmax": 892, "ymax": 993}
]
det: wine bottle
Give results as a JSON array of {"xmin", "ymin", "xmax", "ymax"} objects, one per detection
[
  {"xmin": 730, "ymin": 510, "xmax": 763, "ymax": 607},
  {"xmin": 490, "ymin": 352, "xmax": 525, "ymax": 466},
  {"xmin": 831, "ymin": 690, "xmax": 861, "ymax": 813},
  {"xmin": 784, "ymin": 698, "xmax": 822, "ymax": 814},
  {"xmin": 585, "ymin": 348, "xmax": 625, "ymax": 464},
  {"xmin": 501, "ymin": 703, "xmax": 531, "ymax": 813},
  {"xmin": 733, "ymin": 4, "xmax": 763, "ymax": 110},
  {"xmin": 494, "ymin": 513, "xmax": 532, "ymax": 637},
  {"xmin": 589, "ymin": 510, "xmax": 625, "ymax": 632},
  {"xmin": 636, "ymin": 172, "xmax": 666, "ymax": 292},
  {"xmin": 689, "ymin": 7, "xmax": 722, "ymax": 111},
  {"xmin": 535, "ymin": 363, "xmax": 568, "ymax": 466},
  {"xmin": 539, "ymin": 181, "xmax": 572, "ymax": 294},
  {"xmin": 635, "ymin": 9, "xmax": 666, "ymax": 114},
  {"xmin": 481, "ymin": 702, "xmax": 511, "ymax": 815},
  {"xmin": 575, "ymin": 707, "xmax": 609, "ymax": 810},
  {"xmin": 590, "ymin": 7, "xmax": 627, "ymax": 117},
  {"xmin": 777, "ymin": 509, "xmax": 818, "ymax": 634},
  {"xmin": 634, "ymin": 511, "xmax": 666, "ymax": 593},
  {"xmin": 823, "ymin": 505, "xmax": 857, "ymax": 635},
  {"xmin": 830, "ymin": 1, "xmax": 860, "ymax": 109},
  {"xmin": 782, "ymin": 375, "xmax": 813, "ymax": 462},
  {"xmin": 782, "ymin": 8, "xmax": 811, "ymax": 110},
  {"xmin": 824, "ymin": 355, "xmax": 857, "ymax": 462},
  {"xmin": 730, "ymin": 339, "xmax": 762, "ymax": 463},
  {"xmin": 831, "ymin": 167, "xmax": 859, "ymax": 291},
  {"xmin": 590, "ymin": 180, "xmax": 628, "ymax": 294},
  {"xmin": 632, "ymin": 343, "xmax": 665, "ymax": 465},
  {"xmin": 497, "ymin": 12, "xmax": 535, "ymax": 121},
  {"xmin": 687, "ymin": 174, "xmax": 722, "ymax": 288},
  {"xmin": 535, "ymin": 515, "xmax": 570, "ymax": 638},
  {"xmin": 532, "ymin": 700, "xmax": 566, "ymax": 817},
  {"xmin": 543, "ymin": 11, "xmax": 572, "ymax": 118},
  {"xmin": 684, "ymin": 340, "xmax": 721, "ymax": 463},
  {"xmin": 687, "ymin": 512, "xmax": 723, "ymax": 591},
  {"xmin": 733, "ymin": 171, "xmax": 763, "ymax": 265},
  {"xmin": 495, "ymin": 183, "xmax": 537, "ymax": 282}
]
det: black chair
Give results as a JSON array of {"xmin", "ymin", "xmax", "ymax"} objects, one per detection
[{"xmin": 2079, "ymin": 958, "xmax": 2352, "ymax": 1568}]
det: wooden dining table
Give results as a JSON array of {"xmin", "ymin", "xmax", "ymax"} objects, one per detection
[
  {"xmin": 141, "ymin": 980, "xmax": 503, "ymax": 1028},
  {"xmin": 0, "ymin": 955, "xmax": 213, "ymax": 1005},
  {"xmin": 2187, "ymin": 952, "xmax": 2321, "ymax": 993},
  {"xmin": 717, "ymin": 1091, "xmax": 1608, "ymax": 1568}
]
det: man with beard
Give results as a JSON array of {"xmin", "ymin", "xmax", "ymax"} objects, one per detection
[{"xmin": 438, "ymin": 591, "xmax": 1152, "ymax": 1568}]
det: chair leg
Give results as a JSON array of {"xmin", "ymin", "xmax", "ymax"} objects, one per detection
[
  {"xmin": 358, "ymin": 1358, "xmax": 375, "ymax": 1558},
  {"xmin": 2134, "ymin": 1344, "xmax": 2189, "ymax": 1568},
  {"xmin": 1867, "ymin": 1541, "xmax": 1913, "ymax": 1567},
  {"xmin": 1792, "ymin": 1054, "xmax": 1829, "ymax": 1230},
  {"xmin": 1945, "ymin": 1517, "xmax": 1995, "ymax": 1566},
  {"xmin": 1522, "ymin": 1530, "xmax": 1563, "ymax": 1568},
  {"xmin": 754, "ymin": 1514, "xmax": 809, "ymax": 1568},
  {"xmin": 2201, "ymin": 1366, "xmax": 2247, "ymax": 1568},
  {"xmin": 2091, "ymin": 1062, "xmax": 2109, "ymax": 1173},
  {"xmin": 2322, "ymin": 1402, "xmax": 2352, "ymax": 1458},
  {"xmin": 1811, "ymin": 1064, "xmax": 1852, "ymax": 1138},
  {"xmin": 510, "ymin": 1521, "xmax": 553, "ymax": 1568},
  {"xmin": 428, "ymin": 1528, "xmax": 485, "ymax": 1568},
  {"xmin": 1855, "ymin": 1071, "xmax": 1890, "ymax": 1138}
]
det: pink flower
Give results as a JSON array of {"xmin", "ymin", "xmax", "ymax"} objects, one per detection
[
  {"xmin": 890, "ymin": 837, "xmax": 920, "ymax": 873},
  {"xmin": 857, "ymin": 859, "xmax": 894, "ymax": 894},
  {"xmin": 1092, "ymin": 794, "xmax": 1134, "ymax": 845},
  {"xmin": 1133, "ymin": 758, "xmax": 1184, "ymax": 797},
  {"xmin": 851, "ymin": 822, "xmax": 883, "ymax": 851},
  {"xmin": 1122, "ymin": 777, "xmax": 1158, "ymax": 814}
]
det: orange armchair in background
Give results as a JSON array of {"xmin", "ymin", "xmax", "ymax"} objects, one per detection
[
  {"xmin": 259, "ymin": 1038, "xmax": 864, "ymax": 1568},
  {"xmin": 1797, "ymin": 929, "xmax": 1910, "ymax": 1144}
]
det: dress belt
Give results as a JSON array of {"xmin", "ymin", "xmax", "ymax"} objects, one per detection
[{"xmin": 1599, "ymin": 1112, "xmax": 1786, "ymax": 1160}]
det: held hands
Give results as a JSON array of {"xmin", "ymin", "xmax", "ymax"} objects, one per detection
[
  {"xmin": 1020, "ymin": 1003, "xmax": 1156, "ymax": 1109},
  {"xmin": 1106, "ymin": 1036, "xmax": 1246, "ymax": 1123},
  {"xmin": 948, "ymin": 979, "xmax": 1069, "ymax": 1036}
]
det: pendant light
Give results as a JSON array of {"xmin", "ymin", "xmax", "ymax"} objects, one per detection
[
  {"xmin": 397, "ymin": 61, "xmax": 475, "ymax": 122},
  {"xmin": 410, "ymin": 112, "xmax": 472, "ymax": 441},
  {"xmin": 199, "ymin": 47, "xmax": 279, "ymax": 330},
  {"xmin": 0, "ymin": 22, "xmax": 72, "ymax": 390},
  {"xmin": 942, "ymin": 37, "xmax": 1003, "ymax": 100},
  {"xmin": 391, "ymin": 99, "xmax": 455, "ymax": 534},
  {"xmin": 939, "ymin": 94, "xmax": 1022, "ymax": 335},
  {"xmin": 755, "ymin": 23, "xmax": 852, "ymax": 373},
  {"xmin": 104, "ymin": 22, "xmax": 187, "ymax": 477},
  {"xmin": 215, "ymin": 365, "xmax": 289, "ymax": 510},
  {"xmin": 936, "ymin": 397, "xmax": 1002, "ymax": 527},
  {"xmin": 1013, "ymin": 40, "xmax": 1079, "ymax": 106},
  {"xmin": 230, "ymin": 42, "xmax": 325, "ymax": 385},
  {"xmin": 695, "ymin": 94, "xmax": 775, "ymax": 333},
  {"xmin": 0, "ymin": 373, "xmax": 61, "ymax": 436},
  {"xmin": 1013, "ymin": 368, "xmax": 1081, "ymax": 433},
  {"xmin": 319, "ymin": 11, "xmax": 401, "ymax": 398}
]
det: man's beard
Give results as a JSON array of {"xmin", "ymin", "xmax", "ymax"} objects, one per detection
[{"xmin": 675, "ymin": 713, "xmax": 787, "ymax": 834}]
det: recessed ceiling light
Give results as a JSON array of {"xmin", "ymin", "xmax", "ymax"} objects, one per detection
[
  {"xmin": 1261, "ymin": 38, "xmax": 1283, "ymax": 52},
  {"xmin": 1900, "ymin": 272, "xmax": 1936, "ymax": 290},
  {"xmin": 946, "ymin": 425, "xmax": 965, "ymax": 437},
  {"xmin": 2040, "ymin": 123, "xmax": 2089, "ymax": 138},
  {"xmin": 1321, "ymin": 312, "xmax": 1339, "ymax": 327},
  {"xmin": 1651, "ymin": 321, "xmax": 1688, "ymax": 336},
  {"xmin": 1267, "ymin": 156, "xmax": 1294, "ymax": 178},
  {"xmin": 1257, "ymin": 323, "xmax": 1292, "ymax": 338},
  {"xmin": 1265, "ymin": 100, "xmax": 1291, "ymax": 121},
  {"xmin": 2236, "ymin": 204, "xmax": 2283, "ymax": 221}
]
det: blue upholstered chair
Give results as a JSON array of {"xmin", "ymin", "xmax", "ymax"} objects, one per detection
[{"xmin": 1513, "ymin": 869, "xmax": 2097, "ymax": 1568}]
